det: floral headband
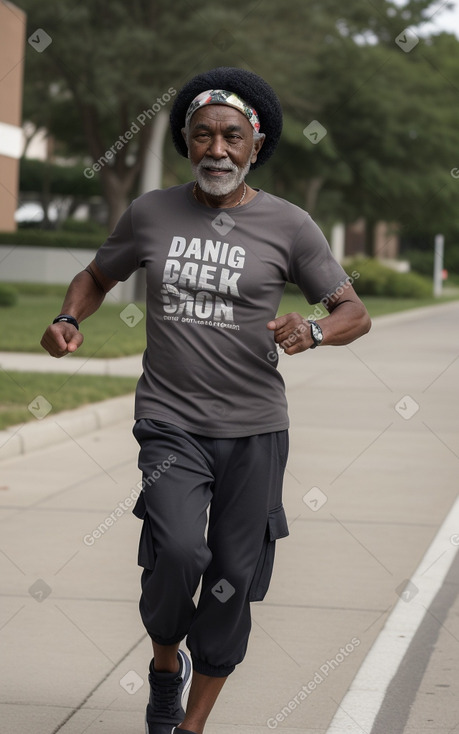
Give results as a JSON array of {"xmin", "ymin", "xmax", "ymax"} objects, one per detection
[{"xmin": 185, "ymin": 89, "xmax": 261, "ymax": 133}]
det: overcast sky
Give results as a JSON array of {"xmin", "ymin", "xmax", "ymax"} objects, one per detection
[{"xmin": 396, "ymin": 0, "xmax": 459, "ymax": 37}]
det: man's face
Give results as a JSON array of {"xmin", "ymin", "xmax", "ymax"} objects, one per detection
[{"xmin": 183, "ymin": 105, "xmax": 264, "ymax": 197}]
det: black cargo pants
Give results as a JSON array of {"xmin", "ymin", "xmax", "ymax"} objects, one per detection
[{"xmin": 132, "ymin": 419, "xmax": 289, "ymax": 677}]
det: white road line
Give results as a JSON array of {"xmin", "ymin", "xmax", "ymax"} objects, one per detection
[{"xmin": 325, "ymin": 494, "xmax": 459, "ymax": 734}]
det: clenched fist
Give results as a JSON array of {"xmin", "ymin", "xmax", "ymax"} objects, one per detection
[{"xmin": 40, "ymin": 322, "xmax": 84, "ymax": 358}]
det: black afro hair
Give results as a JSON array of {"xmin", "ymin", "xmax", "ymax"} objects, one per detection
[{"xmin": 170, "ymin": 66, "xmax": 283, "ymax": 169}]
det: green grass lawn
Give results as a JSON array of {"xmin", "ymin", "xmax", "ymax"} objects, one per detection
[
  {"xmin": 1, "ymin": 283, "xmax": 458, "ymax": 358},
  {"xmin": 0, "ymin": 371, "xmax": 137, "ymax": 430},
  {"xmin": 0, "ymin": 285, "xmax": 147, "ymax": 358}
]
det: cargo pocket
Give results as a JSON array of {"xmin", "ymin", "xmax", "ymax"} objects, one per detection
[
  {"xmin": 249, "ymin": 504, "xmax": 289, "ymax": 602},
  {"xmin": 132, "ymin": 491, "xmax": 146, "ymax": 520},
  {"xmin": 137, "ymin": 514, "xmax": 157, "ymax": 570}
]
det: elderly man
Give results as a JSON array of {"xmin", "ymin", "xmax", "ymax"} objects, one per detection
[{"xmin": 41, "ymin": 67, "xmax": 371, "ymax": 734}]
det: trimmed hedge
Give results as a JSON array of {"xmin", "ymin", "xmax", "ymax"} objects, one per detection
[
  {"xmin": 403, "ymin": 249, "xmax": 433, "ymax": 277},
  {"xmin": 404, "ymin": 246, "xmax": 459, "ymax": 278},
  {"xmin": 60, "ymin": 218, "xmax": 108, "ymax": 235},
  {"xmin": 9, "ymin": 282, "xmax": 68, "ymax": 297},
  {"xmin": 345, "ymin": 257, "xmax": 432, "ymax": 298},
  {"xmin": 0, "ymin": 284, "xmax": 18, "ymax": 307}
]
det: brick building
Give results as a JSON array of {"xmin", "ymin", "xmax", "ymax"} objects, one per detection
[{"xmin": 0, "ymin": 1, "xmax": 26, "ymax": 231}]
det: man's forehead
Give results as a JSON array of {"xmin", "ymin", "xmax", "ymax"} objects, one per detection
[{"xmin": 189, "ymin": 104, "xmax": 252, "ymax": 131}]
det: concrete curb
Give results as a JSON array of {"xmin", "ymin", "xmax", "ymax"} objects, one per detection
[
  {"xmin": 0, "ymin": 393, "xmax": 134, "ymax": 463},
  {"xmin": 0, "ymin": 351, "xmax": 143, "ymax": 376}
]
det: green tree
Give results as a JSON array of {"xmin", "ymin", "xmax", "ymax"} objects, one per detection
[
  {"xmin": 315, "ymin": 32, "xmax": 459, "ymax": 241},
  {"xmin": 18, "ymin": 0, "xmax": 457, "ymax": 245},
  {"xmin": 18, "ymin": 0, "xmax": 247, "ymax": 228},
  {"xmin": 235, "ymin": 0, "xmax": 459, "ymax": 239}
]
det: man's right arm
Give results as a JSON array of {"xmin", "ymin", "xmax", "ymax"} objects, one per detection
[{"xmin": 40, "ymin": 259, "xmax": 118, "ymax": 358}]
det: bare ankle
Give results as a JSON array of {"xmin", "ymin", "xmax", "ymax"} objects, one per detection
[
  {"xmin": 152, "ymin": 642, "xmax": 180, "ymax": 673},
  {"xmin": 153, "ymin": 659, "xmax": 180, "ymax": 673}
]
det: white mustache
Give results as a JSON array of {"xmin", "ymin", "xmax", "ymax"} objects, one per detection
[{"xmin": 200, "ymin": 161, "xmax": 237, "ymax": 172}]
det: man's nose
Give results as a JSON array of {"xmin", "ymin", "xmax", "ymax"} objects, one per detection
[{"xmin": 206, "ymin": 135, "xmax": 228, "ymax": 159}]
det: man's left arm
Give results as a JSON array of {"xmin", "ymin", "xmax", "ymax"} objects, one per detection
[{"xmin": 267, "ymin": 282, "xmax": 371, "ymax": 356}]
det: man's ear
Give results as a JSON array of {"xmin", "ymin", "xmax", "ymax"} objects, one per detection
[
  {"xmin": 181, "ymin": 127, "xmax": 188, "ymax": 146},
  {"xmin": 251, "ymin": 134, "xmax": 265, "ymax": 164}
]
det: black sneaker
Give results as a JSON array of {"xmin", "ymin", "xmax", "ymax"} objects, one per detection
[{"xmin": 145, "ymin": 649, "xmax": 192, "ymax": 734}]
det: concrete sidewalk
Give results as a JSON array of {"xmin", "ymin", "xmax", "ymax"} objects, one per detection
[
  {"xmin": 0, "ymin": 301, "xmax": 458, "ymax": 734},
  {"xmin": 0, "ymin": 351, "xmax": 143, "ymax": 377}
]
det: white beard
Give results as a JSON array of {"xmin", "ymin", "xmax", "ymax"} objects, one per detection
[{"xmin": 190, "ymin": 151, "xmax": 253, "ymax": 197}]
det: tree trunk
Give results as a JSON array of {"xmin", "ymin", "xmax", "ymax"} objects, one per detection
[
  {"xmin": 365, "ymin": 218, "xmax": 376, "ymax": 257},
  {"xmin": 81, "ymin": 102, "xmax": 169, "ymax": 231},
  {"xmin": 304, "ymin": 176, "xmax": 324, "ymax": 215},
  {"xmin": 40, "ymin": 158, "xmax": 52, "ymax": 228},
  {"xmin": 67, "ymin": 197, "xmax": 80, "ymax": 219},
  {"xmin": 101, "ymin": 170, "xmax": 134, "ymax": 232}
]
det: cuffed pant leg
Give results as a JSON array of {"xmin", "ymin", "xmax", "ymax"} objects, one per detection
[
  {"xmin": 186, "ymin": 430, "xmax": 289, "ymax": 677},
  {"xmin": 133, "ymin": 420, "xmax": 215, "ymax": 645}
]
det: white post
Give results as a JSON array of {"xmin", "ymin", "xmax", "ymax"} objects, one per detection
[
  {"xmin": 433, "ymin": 234, "xmax": 444, "ymax": 298},
  {"xmin": 331, "ymin": 222, "xmax": 345, "ymax": 263},
  {"xmin": 139, "ymin": 109, "xmax": 169, "ymax": 194}
]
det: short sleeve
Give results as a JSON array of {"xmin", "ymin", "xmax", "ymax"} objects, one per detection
[
  {"xmin": 287, "ymin": 215, "xmax": 349, "ymax": 304},
  {"xmin": 95, "ymin": 203, "xmax": 139, "ymax": 282}
]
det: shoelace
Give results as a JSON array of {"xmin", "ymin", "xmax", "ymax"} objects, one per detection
[{"xmin": 150, "ymin": 673, "xmax": 183, "ymax": 717}]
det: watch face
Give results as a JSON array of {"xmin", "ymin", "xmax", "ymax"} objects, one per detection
[{"xmin": 310, "ymin": 321, "xmax": 323, "ymax": 344}]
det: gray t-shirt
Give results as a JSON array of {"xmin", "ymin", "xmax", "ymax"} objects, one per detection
[{"xmin": 95, "ymin": 182, "xmax": 348, "ymax": 437}]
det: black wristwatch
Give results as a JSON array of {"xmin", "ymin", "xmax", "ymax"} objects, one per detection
[{"xmin": 308, "ymin": 320, "xmax": 323, "ymax": 348}]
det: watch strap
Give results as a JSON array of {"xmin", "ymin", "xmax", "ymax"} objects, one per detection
[{"xmin": 53, "ymin": 314, "xmax": 79, "ymax": 330}]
